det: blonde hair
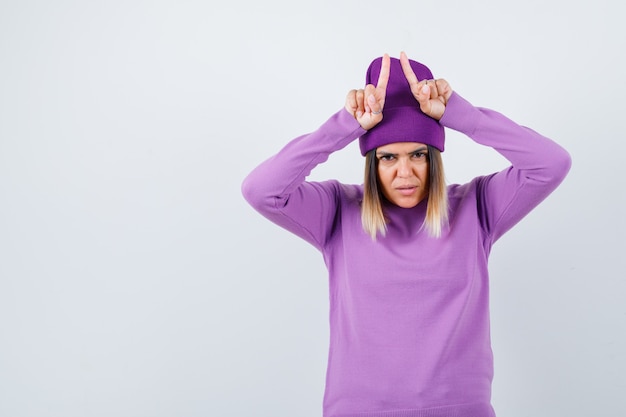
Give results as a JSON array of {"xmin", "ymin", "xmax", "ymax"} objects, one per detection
[{"xmin": 361, "ymin": 145, "xmax": 448, "ymax": 240}]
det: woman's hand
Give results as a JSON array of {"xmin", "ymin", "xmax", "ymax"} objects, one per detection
[
  {"xmin": 400, "ymin": 51, "xmax": 452, "ymax": 121},
  {"xmin": 345, "ymin": 54, "xmax": 390, "ymax": 130}
]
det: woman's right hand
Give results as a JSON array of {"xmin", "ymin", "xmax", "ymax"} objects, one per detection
[{"xmin": 345, "ymin": 54, "xmax": 390, "ymax": 130}]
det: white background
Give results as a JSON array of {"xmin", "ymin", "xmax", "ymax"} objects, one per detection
[{"xmin": 1, "ymin": 1, "xmax": 624, "ymax": 416}]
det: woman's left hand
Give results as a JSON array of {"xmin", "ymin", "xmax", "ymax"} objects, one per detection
[{"xmin": 400, "ymin": 51, "xmax": 453, "ymax": 121}]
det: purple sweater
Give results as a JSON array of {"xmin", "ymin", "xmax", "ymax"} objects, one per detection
[{"xmin": 242, "ymin": 92, "xmax": 571, "ymax": 417}]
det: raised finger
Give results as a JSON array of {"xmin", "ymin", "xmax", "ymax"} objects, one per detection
[
  {"xmin": 376, "ymin": 53, "xmax": 391, "ymax": 90},
  {"xmin": 400, "ymin": 51, "xmax": 419, "ymax": 87}
]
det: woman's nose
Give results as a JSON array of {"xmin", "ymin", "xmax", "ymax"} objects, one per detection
[{"xmin": 397, "ymin": 158, "xmax": 411, "ymax": 177}]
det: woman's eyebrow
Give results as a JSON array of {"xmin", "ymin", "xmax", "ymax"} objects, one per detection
[{"xmin": 409, "ymin": 146, "xmax": 428, "ymax": 154}]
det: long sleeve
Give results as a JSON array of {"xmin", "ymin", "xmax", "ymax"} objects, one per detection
[
  {"xmin": 439, "ymin": 92, "xmax": 572, "ymax": 242},
  {"xmin": 241, "ymin": 109, "xmax": 366, "ymax": 249}
]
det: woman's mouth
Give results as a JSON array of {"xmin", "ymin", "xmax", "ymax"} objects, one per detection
[{"xmin": 396, "ymin": 185, "xmax": 417, "ymax": 196}]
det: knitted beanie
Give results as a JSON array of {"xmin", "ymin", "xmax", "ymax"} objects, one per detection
[{"xmin": 359, "ymin": 56, "xmax": 445, "ymax": 155}]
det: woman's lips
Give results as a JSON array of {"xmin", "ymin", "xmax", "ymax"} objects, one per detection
[{"xmin": 396, "ymin": 185, "xmax": 417, "ymax": 196}]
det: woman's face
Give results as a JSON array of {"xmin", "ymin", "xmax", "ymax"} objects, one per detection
[{"xmin": 376, "ymin": 142, "xmax": 429, "ymax": 208}]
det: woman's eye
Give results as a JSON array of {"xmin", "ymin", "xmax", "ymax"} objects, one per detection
[
  {"xmin": 379, "ymin": 155, "xmax": 395, "ymax": 161},
  {"xmin": 412, "ymin": 152, "xmax": 427, "ymax": 159}
]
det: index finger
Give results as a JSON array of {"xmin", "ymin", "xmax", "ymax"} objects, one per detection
[
  {"xmin": 400, "ymin": 51, "xmax": 419, "ymax": 86},
  {"xmin": 376, "ymin": 53, "xmax": 390, "ymax": 90}
]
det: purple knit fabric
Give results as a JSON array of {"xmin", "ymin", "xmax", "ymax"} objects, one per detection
[
  {"xmin": 359, "ymin": 57, "xmax": 445, "ymax": 155},
  {"xmin": 242, "ymin": 92, "xmax": 571, "ymax": 417}
]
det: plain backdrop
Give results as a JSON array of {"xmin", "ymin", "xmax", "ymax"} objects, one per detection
[{"xmin": 1, "ymin": 1, "xmax": 624, "ymax": 416}]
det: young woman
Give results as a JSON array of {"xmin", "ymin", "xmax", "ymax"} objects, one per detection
[{"xmin": 241, "ymin": 52, "xmax": 571, "ymax": 417}]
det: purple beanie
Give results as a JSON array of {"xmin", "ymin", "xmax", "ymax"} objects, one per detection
[{"xmin": 359, "ymin": 56, "xmax": 445, "ymax": 155}]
